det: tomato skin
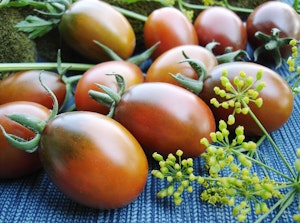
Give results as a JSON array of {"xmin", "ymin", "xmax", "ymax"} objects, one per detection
[
  {"xmin": 199, "ymin": 62, "xmax": 294, "ymax": 136},
  {"xmin": 74, "ymin": 61, "xmax": 144, "ymax": 114},
  {"xmin": 194, "ymin": 6, "xmax": 247, "ymax": 55},
  {"xmin": 246, "ymin": 1, "xmax": 300, "ymax": 58},
  {"xmin": 145, "ymin": 45, "xmax": 218, "ymax": 87},
  {"xmin": 59, "ymin": 0, "xmax": 136, "ymax": 62},
  {"xmin": 144, "ymin": 7, "xmax": 199, "ymax": 59},
  {"xmin": 39, "ymin": 111, "xmax": 148, "ymax": 209},
  {"xmin": 0, "ymin": 101, "xmax": 50, "ymax": 179},
  {"xmin": 0, "ymin": 70, "xmax": 66, "ymax": 109},
  {"xmin": 114, "ymin": 82, "xmax": 216, "ymax": 158}
]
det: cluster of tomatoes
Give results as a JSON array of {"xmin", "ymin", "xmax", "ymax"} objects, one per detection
[{"xmin": 0, "ymin": 0, "xmax": 297, "ymax": 211}]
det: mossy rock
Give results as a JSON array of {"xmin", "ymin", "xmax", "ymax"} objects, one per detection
[
  {"xmin": 34, "ymin": 27, "xmax": 91, "ymax": 63},
  {"xmin": 0, "ymin": 7, "xmax": 37, "ymax": 63}
]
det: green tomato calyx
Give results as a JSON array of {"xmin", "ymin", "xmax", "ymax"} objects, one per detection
[
  {"xmin": 89, "ymin": 73, "xmax": 126, "ymax": 118},
  {"xmin": 254, "ymin": 28, "xmax": 294, "ymax": 68},
  {"xmin": 0, "ymin": 73, "xmax": 59, "ymax": 153}
]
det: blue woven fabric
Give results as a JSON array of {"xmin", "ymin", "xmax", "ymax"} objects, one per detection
[{"xmin": 1, "ymin": 1, "xmax": 299, "ymax": 222}]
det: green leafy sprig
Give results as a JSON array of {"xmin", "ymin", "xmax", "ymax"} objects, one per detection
[{"xmin": 0, "ymin": 0, "xmax": 73, "ymax": 39}]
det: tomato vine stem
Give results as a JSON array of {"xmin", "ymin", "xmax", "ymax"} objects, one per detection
[
  {"xmin": 242, "ymin": 101, "xmax": 297, "ymax": 179},
  {"xmin": 0, "ymin": 62, "xmax": 94, "ymax": 72}
]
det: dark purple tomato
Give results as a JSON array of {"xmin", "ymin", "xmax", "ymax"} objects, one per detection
[
  {"xmin": 114, "ymin": 82, "xmax": 216, "ymax": 158},
  {"xmin": 194, "ymin": 6, "xmax": 247, "ymax": 55},
  {"xmin": 39, "ymin": 111, "xmax": 148, "ymax": 209},
  {"xmin": 199, "ymin": 62, "xmax": 294, "ymax": 136},
  {"xmin": 145, "ymin": 45, "xmax": 218, "ymax": 87},
  {"xmin": 59, "ymin": 0, "xmax": 136, "ymax": 62},
  {"xmin": 144, "ymin": 7, "xmax": 199, "ymax": 60},
  {"xmin": 246, "ymin": 1, "xmax": 300, "ymax": 58}
]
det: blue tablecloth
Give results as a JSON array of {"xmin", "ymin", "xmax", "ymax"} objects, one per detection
[{"xmin": 1, "ymin": 0, "xmax": 299, "ymax": 222}]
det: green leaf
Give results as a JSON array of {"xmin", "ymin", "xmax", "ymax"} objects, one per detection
[{"xmin": 15, "ymin": 15, "xmax": 60, "ymax": 39}]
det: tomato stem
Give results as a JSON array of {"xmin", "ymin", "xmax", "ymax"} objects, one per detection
[
  {"xmin": 233, "ymin": 149, "xmax": 294, "ymax": 182},
  {"xmin": 178, "ymin": 0, "xmax": 254, "ymax": 14},
  {"xmin": 254, "ymin": 188, "xmax": 296, "ymax": 223},
  {"xmin": 0, "ymin": 62, "xmax": 94, "ymax": 72},
  {"xmin": 243, "ymin": 101, "xmax": 297, "ymax": 179},
  {"xmin": 218, "ymin": 0, "xmax": 253, "ymax": 14},
  {"xmin": 113, "ymin": 5, "xmax": 148, "ymax": 22}
]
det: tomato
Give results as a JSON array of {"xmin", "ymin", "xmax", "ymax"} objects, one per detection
[
  {"xmin": 199, "ymin": 62, "xmax": 294, "ymax": 136},
  {"xmin": 59, "ymin": 0, "xmax": 136, "ymax": 62},
  {"xmin": 246, "ymin": 1, "xmax": 300, "ymax": 59},
  {"xmin": 145, "ymin": 45, "xmax": 218, "ymax": 88},
  {"xmin": 39, "ymin": 111, "xmax": 148, "ymax": 209},
  {"xmin": 74, "ymin": 61, "xmax": 144, "ymax": 114},
  {"xmin": 193, "ymin": 6, "xmax": 247, "ymax": 55},
  {"xmin": 113, "ymin": 82, "xmax": 216, "ymax": 158},
  {"xmin": 0, "ymin": 101, "xmax": 50, "ymax": 179},
  {"xmin": 0, "ymin": 70, "xmax": 66, "ymax": 109},
  {"xmin": 144, "ymin": 7, "xmax": 199, "ymax": 60}
]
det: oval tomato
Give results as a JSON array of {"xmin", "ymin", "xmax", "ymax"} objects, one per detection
[
  {"xmin": 113, "ymin": 82, "xmax": 216, "ymax": 158},
  {"xmin": 145, "ymin": 45, "xmax": 218, "ymax": 88},
  {"xmin": 199, "ymin": 62, "xmax": 294, "ymax": 136},
  {"xmin": 0, "ymin": 101, "xmax": 50, "ymax": 179},
  {"xmin": 144, "ymin": 7, "xmax": 198, "ymax": 59},
  {"xmin": 39, "ymin": 111, "xmax": 148, "ymax": 209},
  {"xmin": 59, "ymin": 0, "xmax": 136, "ymax": 62},
  {"xmin": 0, "ymin": 70, "xmax": 66, "ymax": 109},
  {"xmin": 74, "ymin": 61, "xmax": 144, "ymax": 114},
  {"xmin": 193, "ymin": 6, "xmax": 247, "ymax": 55},
  {"xmin": 246, "ymin": 1, "xmax": 300, "ymax": 59}
]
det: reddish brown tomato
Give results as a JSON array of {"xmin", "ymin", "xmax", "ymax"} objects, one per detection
[
  {"xmin": 246, "ymin": 1, "xmax": 300, "ymax": 58},
  {"xmin": 194, "ymin": 6, "xmax": 247, "ymax": 55},
  {"xmin": 0, "ymin": 101, "xmax": 50, "ymax": 179},
  {"xmin": 199, "ymin": 62, "xmax": 294, "ymax": 136},
  {"xmin": 74, "ymin": 61, "xmax": 144, "ymax": 114},
  {"xmin": 113, "ymin": 82, "xmax": 216, "ymax": 158},
  {"xmin": 144, "ymin": 7, "xmax": 199, "ymax": 60},
  {"xmin": 0, "ymin": 70, "xmax": 66, "ymax": 109},
  {"xmin": 39, "ymin": 111, "xmax": 148, "ymax": 209},
  {"xmin": 145, "ymin": 45, "xmax": 218, "ymax": 87},
  {"xmin": 59, "ymin": 0, "xmax": 136, "ymax": 62}
]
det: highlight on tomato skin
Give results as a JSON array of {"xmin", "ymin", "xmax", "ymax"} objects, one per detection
[
  {"xmin": 74, "ymin": 60, "xmax": 144, "ymax": 114},
  {"xmin": 39, "ymin": 111, "xmax": 149, "ymax": 210},
  {"xmin": 144, "ymin": 7, "xmax": 199, "ymax": 60},
  {"xmin": 113, "ymin": 82, "xmax": 216, "ymax": 158},
  {"xmin": 0, "ymin": 101, "xmax": 51, "ymax": 179},
  {"xmin": 145, "ymin": 45, "xmax": 218, "ymax": 88},
  {"xmin": 193, "ymin": 6, "xmax": 248, "ymax": 56}
]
